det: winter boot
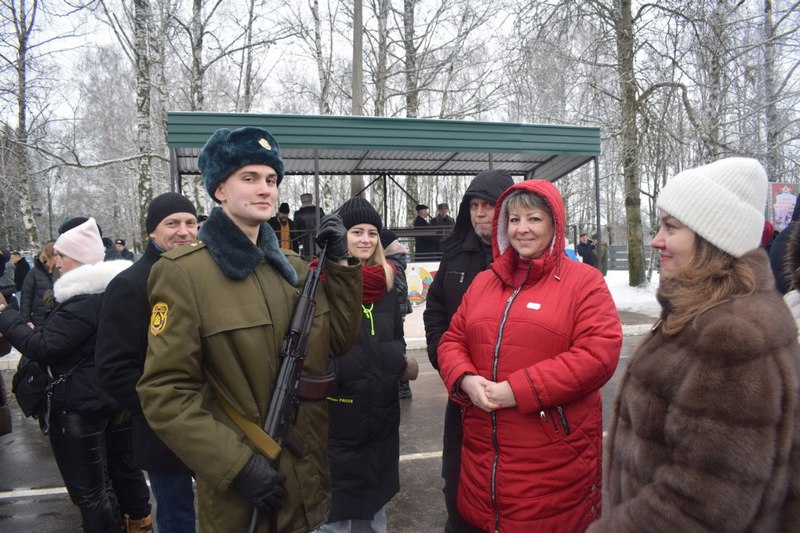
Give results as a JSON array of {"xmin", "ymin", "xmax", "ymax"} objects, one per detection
[{"xmin": 126, "ymin": 514, "xmax": 154, "ymax": 533}]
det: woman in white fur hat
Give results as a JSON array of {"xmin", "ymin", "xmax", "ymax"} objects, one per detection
[
  {"xmin": 590, "ymin": 158, "xmax": 800, "ymax": 531},
  {"xmin": 0, "ymin": 218, "xmax": 140, "ymax": 532}
]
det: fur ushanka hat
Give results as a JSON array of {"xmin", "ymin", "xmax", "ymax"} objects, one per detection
[{"xmin": 197, "ymin": 126, "xmax": 285, "ymax": 202}]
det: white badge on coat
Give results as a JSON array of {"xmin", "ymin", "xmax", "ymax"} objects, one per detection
[{"xmin": 526, "ymin": 302, "xmax": 542, "ymax": 310}]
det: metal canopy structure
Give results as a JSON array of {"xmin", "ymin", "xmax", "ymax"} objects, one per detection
[{"xmin": 167, "ymin": 112, "xmax": 601, "ymax": 188}]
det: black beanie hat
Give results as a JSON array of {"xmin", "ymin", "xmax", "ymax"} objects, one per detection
[
  {"xmin": 380, "ymin": 230, "xmax": 398, "ymax": 249},
  {"xmin": 278, "ymin": 202, "xmax": 290, "ymax": 214},
  {"xmin": 147, "ymin": 192, "xmax": 197, "ymax": 233},
  {"xmin": 339, "ymin": 197, "xmax": 382, "ymax": 232},
  {"xmin": 198, "ymin": 126, "xmax": 285, "ymax": 203}
]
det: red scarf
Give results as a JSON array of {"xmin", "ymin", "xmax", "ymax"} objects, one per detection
[
  {"xmin": 362, "ymin": 263, "xmax": 390, "ymax": 304},
  {"xmin": 308, "ymin": 259, "xmax": 391, "ymax": 304}
]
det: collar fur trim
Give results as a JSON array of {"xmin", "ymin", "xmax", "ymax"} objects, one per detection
[
  {"xmin": 53, "ymin": 260, "xmax": 132, "ymax": 302},
  {"xmin": 198, "ymin": 207, "xmax": 299, "ymax": 285}
]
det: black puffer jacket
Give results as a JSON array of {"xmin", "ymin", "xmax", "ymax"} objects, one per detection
[
  {"xmin": 327, "ymin": 288, "xmax": 406, "ymax": 521},
  {"xmin": 0, "ymin": 260, "xmax": 130, "ymax": 414},
  {"xmin": 20, "ymin": 256, "xmax": 53, "ymax": 325},
  {"xmin": 95, "ymin": 242, "xmax": 191, "ymax": 474},
  {"xmin": 423, "ymin": 169, "xmax": 513, "ymax": 368}
]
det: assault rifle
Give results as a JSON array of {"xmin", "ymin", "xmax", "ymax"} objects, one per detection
[{"xmin": 248, "ymin": 245, "xmax": 329, "ymax": 533}]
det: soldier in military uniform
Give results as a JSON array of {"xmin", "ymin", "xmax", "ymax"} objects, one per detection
[{"xmin": 137, "ymin": 126, "xmax": 362, "ymax": 532}]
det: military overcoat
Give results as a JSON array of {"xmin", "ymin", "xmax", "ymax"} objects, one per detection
[{"xmin": 137, "ymin": 208, "xmax": 362, "ymax": 533}]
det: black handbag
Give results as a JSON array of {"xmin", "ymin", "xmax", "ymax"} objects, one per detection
[
  {"xmin": 12, "ymin": 356, "xmax": 51, "ymax": 418},
  {"xmin": 12, "ymin": 355, "xmax": 88, "ymax": 435}
]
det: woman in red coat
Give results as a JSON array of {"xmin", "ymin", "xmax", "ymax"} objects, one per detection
[{"xmin": 437, "ymin": 179, "xmax": 622, "ymax": 532}]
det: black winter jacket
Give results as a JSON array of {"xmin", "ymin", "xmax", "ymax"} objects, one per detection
[
  {"xmin": 95, "ymin": 241, "xmax": 191, "ymax": 474},
  {"xmin": 327, "ymin": 289, "xmax": 406, "ymax": 521},
  {"xmin": 0, "ymin": 260, "xmax": 130, "ymax": 414},
  {"xmin": 13, "ymin": 258, "xmax": 30, "ymax": 291},
  {"xmin": 20, "ymin": 256, "xmax": 53, "ymax": 326},
  {"xmin": 770, "ymin": 198, "xmax": 800, "ymax": 293},
  {"xmin": 423, "ymin": 169, "xmax": 512, "ymax": 369}
]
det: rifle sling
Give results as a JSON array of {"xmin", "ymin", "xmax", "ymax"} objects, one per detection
[{"xmin": 215, "ymin": 393, "xmax": 282, "ymax": 461}]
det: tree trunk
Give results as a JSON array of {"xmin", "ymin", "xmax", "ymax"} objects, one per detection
[
  {"xmin": 311, "ymin": 0, "xmax": 332, "ymax": 114},
  {"xmin": 190, "ymin": 0, "xmax": 204, "ymax": 111},
  {"xmin": 134, "ymin": 0, "xmax": 154, "ymax": 247},
  {"xmin": 403, "ymin": 0, "xmax": 420, "ymax": 221},
  {"xmin": 13, "ymin": 0, "xmax": 38, "ymax": 247},
  {"xmin": 351, "ymin": 0, "xmax": 364, "ymax": 197},
  {"xmin": 615, "ymin": 0, "xmax": 646, "ymax": 286},
  {"xmin": 763, "ymin": 0, "xmax": 782, "ymax": 179}
]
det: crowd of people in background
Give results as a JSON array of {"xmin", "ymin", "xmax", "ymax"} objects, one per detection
[{"xmin": 1, "ymin": 123, "xmax": 799, "ymax": 533}]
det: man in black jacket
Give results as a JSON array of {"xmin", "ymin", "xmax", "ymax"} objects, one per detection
[
  {"xmin": 10, "ymin": 251, "xmax": 30, "ymax": 293},
  {"xmin": 294, "ymin": 192, "xmax": 326, "ymax": 259},
  {"xmin": 96, "ymin": 192, "xmax": 198, "ymax": 533},
  {"xmin": 423, "ymin": 169, "xmax": 513, "ymax": 533}
]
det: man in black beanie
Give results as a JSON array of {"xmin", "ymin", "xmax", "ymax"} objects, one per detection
[
  {"xmin": 423, "ymin": 169, "xmax": 514, "ymax": 533},
  {"xmin": 267, "ymin": 202, "xmax": 298, "ymax": 252},
  {"xmin": 96, "ymin": 191, "xmax": 198, "ymax": 533}
]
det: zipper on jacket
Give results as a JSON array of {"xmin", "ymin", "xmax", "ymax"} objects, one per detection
[
  {"xmin": 491, "ymin": 410, "xmax": 500, "ymax": 533},
  {"xmin": 489, "ymin": 285, "xmax": 523, "ymax": 532},
  {"xmin": 556, "ymin": 405, "xmax": 570, "ymax": 435}
]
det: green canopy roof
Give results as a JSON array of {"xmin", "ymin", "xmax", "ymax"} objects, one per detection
[{"xmin": 167, "ymin": 112, "xmax": 600, "ymax": 182}]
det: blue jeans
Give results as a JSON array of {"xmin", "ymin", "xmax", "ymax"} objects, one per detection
[
  {"xmin": 314, "ymin": 506, "xmax": 387, "ymax": 533},
  {"xmin": 148, "ymin": 470, "xmax": 196, "ymax": 533}
]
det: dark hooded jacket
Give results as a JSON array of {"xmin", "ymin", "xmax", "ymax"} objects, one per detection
[
  {"xmin": 437, "ymin": 180, "xmax": 622, "ymax": 532},
  {"xmin": 769, "ymin": 198, "xmax": 800, "ymax": 293},
  {"xmin": 423, "ymin": 169, "xmax": 514, "ymax": 369}
]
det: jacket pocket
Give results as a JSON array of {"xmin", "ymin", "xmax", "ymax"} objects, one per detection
[
  {"xmin": 538, "ymin": 406, "xmax": 570, "ymax": 442},
  {"xmin": 200, "ymin": 302, "xmax": 272, "ymax": 337}
]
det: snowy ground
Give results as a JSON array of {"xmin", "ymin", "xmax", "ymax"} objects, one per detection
[{"xmin": 604, "ymin": 270, "xmax": 661, "ymax": 317}]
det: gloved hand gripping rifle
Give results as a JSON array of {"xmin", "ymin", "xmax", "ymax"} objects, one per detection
[{"xmin": 248, "ymin": 245, "xmax": 330, "ymax": 533}]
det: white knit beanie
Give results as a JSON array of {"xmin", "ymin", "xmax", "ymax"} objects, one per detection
[
  {"xmin": 54, "ymin": 217, "xmax": 105, "ymax": 265},
  {"xmin": 657, "ymin": 157, "xmax": 767, "ymax": 258}
]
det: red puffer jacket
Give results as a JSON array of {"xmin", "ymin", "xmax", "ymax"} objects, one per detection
[{"xmin": 438, "ymin": 179, "xmax": 622, "ymax": 532}]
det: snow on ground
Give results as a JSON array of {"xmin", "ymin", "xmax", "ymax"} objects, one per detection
[{"xmin": 604, "ymin": 270, "xmax": 661, "ymax": 318}]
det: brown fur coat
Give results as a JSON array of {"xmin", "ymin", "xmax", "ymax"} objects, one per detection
[{"xmin": 590, "ymin": 250, "xmax": 800, "ymax": 532}]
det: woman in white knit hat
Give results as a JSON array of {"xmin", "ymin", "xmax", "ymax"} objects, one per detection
[
  {"xmin": 589, "ymin": 158, "xmax": 800, "ymax": 531},
  {"xmin": 0, "ymin": 218, "xmax": 136, "ymax": 532}
]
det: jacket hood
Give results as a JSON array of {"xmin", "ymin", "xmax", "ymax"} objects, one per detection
[
  {"xmin": 440, "ymin": 169, "xmax": 515, "ymax": 254},
  {"xmin": 53, "ymin": 259, "xmax": 132, "ymax": 302},
  {"xmin": 491, "ymin": 180, "xmax": 566, "ymax": 283}
]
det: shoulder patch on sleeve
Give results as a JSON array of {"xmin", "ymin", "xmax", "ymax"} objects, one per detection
[
  {"xmin": 150, "ymin": 302, "xmax": 169, "ymax": 336},
  {"xmin": 161, "ymin": 240, "xmax": 207, "ymax": 260}
]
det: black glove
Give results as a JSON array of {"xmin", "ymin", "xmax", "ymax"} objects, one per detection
[
  {"xmin": 316, "ymin": 214, "xmax": 348, "ymax": 262},
  {"xmin": 232, "ymin": 455, "xmax": 287, "ymax": 514}
]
